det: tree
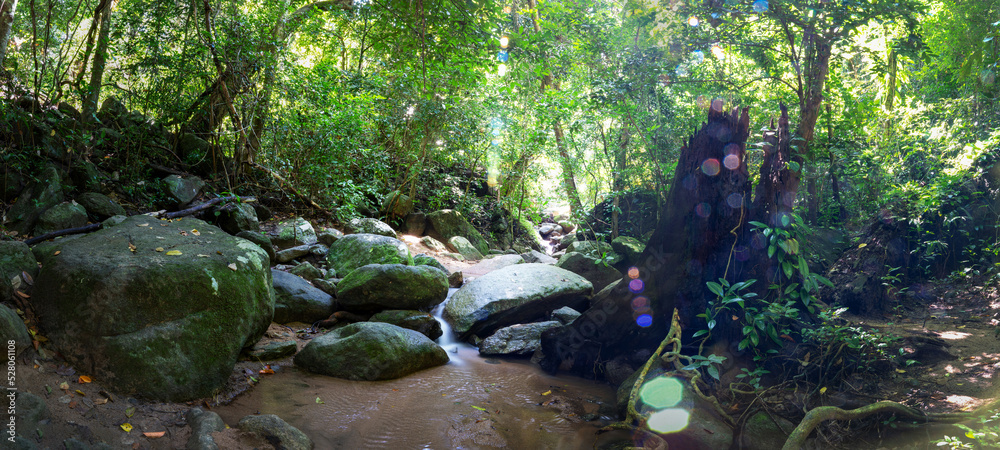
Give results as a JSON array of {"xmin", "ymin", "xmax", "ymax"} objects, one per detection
[
  {"xmin": 0, "ymin": 0, "xmax": 17, "ymax": 69},
  {"xmin": 81, "ymin": 0, "xmax": 112, "ymax": 124}
]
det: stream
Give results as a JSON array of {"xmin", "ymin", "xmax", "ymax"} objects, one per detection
[{"xmin": 215, "ymin": 291, "xmax": 620, "ymax": 449}]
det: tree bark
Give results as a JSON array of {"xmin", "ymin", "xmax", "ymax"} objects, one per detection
[
  {"xmin": 553, "ymin": 120, "xmax": 584, "ymax": 216},
  {"xmin": 81, "ymin": 0, "xmax": 111, "ymax": 124},
  {"xmin": 0, "ymin": 0, "xmax": 18, "ymax": 68}
]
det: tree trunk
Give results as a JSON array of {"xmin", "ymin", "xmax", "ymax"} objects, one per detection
[
  {"xmin": 553, "ymin": 120, "xmax": 584, "ymax": 216},
  {"xmin": 0, "ymin": 0, "xmax": 18, "ymax": 68},
  {"xmin": 540, "ymin": 106, "xmax": 801, "ymax": 379},
  {"xmin": 81, "ymin": 0, "xmax": 111, "ymax": 124},
  {"xmin": 611, "ymin": 123, "xmax": 631, "ymax": 239}
]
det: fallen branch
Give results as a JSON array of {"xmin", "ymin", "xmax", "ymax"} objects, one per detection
[
  {"xmin": 24, "ymin": 196, "xmax": 254, "ymax": 245},
  {"xmin": 781, "ymin": 401, "xmax": 971, "ymax": 450}
]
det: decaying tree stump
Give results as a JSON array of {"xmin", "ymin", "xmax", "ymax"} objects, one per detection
[{"xmin": 540, "ymin": 104, "xmax": 803, "ymax": 378}]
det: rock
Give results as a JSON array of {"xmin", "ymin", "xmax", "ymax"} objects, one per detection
[
  {"xmin": 311, "ymin": 278, "xmax": 338, "ymax": 297},
  {"xmin": 447, "ymin": 236, "xmax": 484, "ymax": 260},
  {"xmin": 317, "ymin": 228, "xmax": 344, "ymax": 246},
  {"xmin": 14, "ymin": 392, "xmax": 47, "ymax": 440},
  {"xmin": 741, "ymin": 411, "xmax": 795, "ymax": 450},
  {"xmin": 517, "ymin": 216, "xmax": 546, "ymax": 250},
  {"xmin": 215, "ymin": 203, "xmax": 260, "ymax": 235},
  {"xmin": 186, "ymin": 407, "xmax": 226, "ymax": 450},
  {"xmin": 275, "ymin": 244, "xmax": 312, "ymax": 263},
  {"xmin": 1, "ymin": 169, "xmax": 23, "ymax": 203},
  {"xmin": 0, "ymin": 240, "xmax": 38, "ymax": 306},
  {"xmin": 550, "ymin": 306, "xmax": 581, "ymax": 325},
  {"xmin": 98, "ymin": 96, "xmax": 127, "ymax": 119},
  {"xmin": 0, "ymin": 304, "xmax": 31, "ymax": 356},
  {"xmin": 567, "ymin": 240, "xmax": 621, "ymax": 265},
  {"xmin": 538, "ymin": 223, "xmax": 561, "ymax": 236},
  {"xmin": 413, "ymin": 253, "xmax": 449, "ymax": 275},
  {"xmin": 76, "ymin": 192, "xmax": 126, "ymax": 220},
  {"xmin": 557, "ymin": 233, "xmax": 577, "ymax": 251},
  {"xmin": 70, "ymin": 160, "xmax": 103, "ymax": 193},
  {"xmin": 294, "ymin": 322, "xmax": 448, "ymax": 380},
  {"xmin": 381, "ymin": 190, "xmax": 414, "ymax": 219},
  {"xmin": 520, "ymin": 250, "xmax": 557, "ymax": 264},
  {"xmin": 344, "ymin": 217, "xmax": 397, "ymax": 238},
  {"xmin": 442, "ymin": 252, "xmax": 465, "ymax": 261},
  {"xmin": 269, "ymin": 217, "xmax": 318, "ymax": 249},
  {"xmin": 177, "ymin": 133, "xmax": 210, "ymax": 163},
  {"xmin": 237, "ymin": 414, "xmax": 312, "ymax": 450},
  {"xmin": 4, "ymin": 165, "xmax": 63, "ymax": 235},
  {"xmin": 426, "ymin": 210, "xmax": 489, "ymax": 255},
  {"xmin": 556, "ymin": 252, "xmax": 623, "ymax": 292},
  {"xmin": 34, "ymin": 201, "xmax": 88, "ymax": 235},
  {"xmin": 289, "ymin": 262, "xmax": 323, "ymax": 281},
  {"xmin": 611, "ymin": 236, "xmax": 645, "ymax": 267},
  {"xmin": 448, "ymin": 271, "xmax": 463, "ymax": 288},
  {"xmin": 326, "ymin": 233, "xmax": 411, "ymax": 277},
  {"xmin": 558, "ymin": 221, "xmax": 575, "ymax": 234},
  {"xmin": 247, "ymin": 340, "xmax": 297, "ymax": 360},
  {"xmin": 31, "ymin": 216, "xmax": 274, "ymax": 401},
  {"xmin": 467, "ymin": 254, "xmax": 524, "ymax": 272},
  {"xmin": 403, "ymin": 212, "xmax": 426, "ymax": 236},
  {"xmin": 309, "ymin": 243, "xmax": 328, "ymax": 257},
  {"xmin": 58, "ymin": 101, "xmax": 80, "ymax": 120},
  {"xmin": 337, "ymin": 264, "xmax": 448, "ymax": 311},
  {"xmin": 479, "ymin": 321, "xmax": 561, "ymax": 356},
  {"xmin": 420, "ymin": 236, "xmax": 448, "ymax": 253},
  {"xmin": 272, "ymin": 269, "xmax": 335, "ymax": 324},
  {"xmin": 443, "ymin": 263, "xmax": 592, "ymax": 340},
  {"xmin": 370, "ymin": 310, "xmax": 443, "ymax": 340},
  {"xmin": 162, "ymin": 174, "xmax": 204, "ymax": 207},
  {"xmin": 236, "ymin": 231, "xmax": 275, "ymax": 264},
  {"xmin": 102, "ymin": 215, "xmax": 127, "ymax": 227}
]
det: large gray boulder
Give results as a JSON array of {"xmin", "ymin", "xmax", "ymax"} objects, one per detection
[
  {"xmin": 215, "ymin": 202, "xmax": 260, "ymax": 235},
  {"xmin": 426, "ymin": 210, "xmax": 489, "ymax": 255},
  {"xmin": 4, "ymin": 165, "xmax": 63, "ymax": 235},
  {"xmin": 369, "ymin": 310, "xmax": 442, "ymax": 340},
  {"xmin": 269, "ymin": 217, "xmax": 318, "ymax": 249},
  {"xmin": 325, "ymin": 233, "xmax": 410, "ymax": 277},
  {"xmin": 381, "ymin": 190, "xmax": 414, "ymax": 220},
  {"xmin": 30, "ymin": 215, "xmax": 274, "ymax": 401},
  {"xmin": 0, "ymin": 304, "xmax": 31, "ymax": 356},
  {"xmin": 443, "ymin": 263, "xmax": 592, "ymax": 340},
  {"xmin": 479, "ymin": 321, "xmax": 561, "ymax": 356},
  {"xmin": 468, "ymin": 254, "xmax": 524, "ymax": 273},
  {"xmin": 294, "ymin": 322, "xmax": 448, "ymax": 380},
  {"xmin": 344, "ymin": 218, "xmax": 396, "ymax": 238},
  {"xmin": 337, "ymin": 264, "xmax": 448, "ymax": 311},
  {"xmin": 271, "ymin": 269, "xmax": 335, "ymax": 324},
  {"xmin": 555, "ymin": 252, "xmax": 623, "ymax": 292},
  {"xmin": 567, "ymin": 240, "xmax": 622, "ymax": 265}
]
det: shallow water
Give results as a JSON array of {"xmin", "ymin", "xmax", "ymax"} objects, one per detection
[{"xmin": 215, "ymin": 346, "xmax": 617, "ymax": 449}]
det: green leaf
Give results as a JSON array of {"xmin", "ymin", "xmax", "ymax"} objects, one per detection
[
  {"xmin": 749, "ymin": 221, "xmax": 767, "ymax": 228},
  {"xmin": 693, "ymin": 329, "xmax": 709, "ymax": 338},
  {"xmin": 707, "ymin": 365, "xmax": 720, "ymax": 380},
  {"xmin": 817, "ymin": 275, "xmax": 835, "ymax": 288},
  {"xmin": 782, "ymin": 261, "xmax": 794, "ymax": 279},
  {"xmin": 750, "ymin": 332, "xmax": 759, "ymax": 346},
  {"xmin": 707, "ymin": 281, "xmax": 724, "ymax": 297},
  {"xmin": 708, "ymin": 319, "xmax": 717, "ymax": 330},
  {"xmin": 768, "ymin": 244, "xmax": 776, "ymax": 258}
]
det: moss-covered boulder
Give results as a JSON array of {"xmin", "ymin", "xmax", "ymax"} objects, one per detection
[
  {"xmin": 294, "ymin": 322, "xmax": 448, "ymax": 380},
  {"xmin": 337, "ymin": 264, "xmax": 448, "ymax": 311},
  {"xmin": 268, "ymin": 217, "xmax": 318, "ymax": 249},
  {"xmin": 369, "ymin": 310, "xmax": 442, "ymax": 340},
  {"xmin": 0, "ymin": 241, "xmax": 38, "ymax": 304},
  {"xmin": 479, "ymin": 321, "xmax": 561, "ymax": 356},
  {"xmin": 344, "ymin": 218, "xmax": 396, "ymax": 238},
  {"xmin": 426, "ymin": 210, "xmax": 489, "ymax": 255},
  {"xmin": 271, "ymin": 269, "xmax": 335, "ymax": 324},
  {"xmin": 413, "ymin": 253, "xmax": 449, "ymax": 275},
  {"xmin": 611, "ymin": 236, "xmax": 645, "ymax": 267},
  {"xmin": 162, "ymin": 174, "xmax": 204, "ymax": 207},
  {"xmin": 30, "ymin": 215, "xmax": 274, "ymax": 401},
  {"xmin": 447, "ymin": 236, "xmax": 483, "ymax": 260},
  {"xmin": 325, "ymin": 233, "xmax": 411, "ymax": 277},
  {"xmin": 76, "ymin": 192, "xmax": 126, "ymax": 220},
  {"xmin": 34, "ymin": 201, "xmax": 88, "ymax": 235},
  {"xmin": 443, "ymin": 263, "xmax": 592, "ymax": 340},
  {"xmin": 4, "ymin": 165, "xmax": 63, "ymax": 235},
  {"xmin": 567, "ymin": 240, "xmax": 621, "ymax": 265},
  {"xmin": 215, "ymin": 202, "xmax": 260, "ymax": 235},
  {"xmin": 0, "ymin": 304, "xmax": 31, "ymax": 356}
]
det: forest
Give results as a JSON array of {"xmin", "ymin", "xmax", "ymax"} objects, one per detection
[{"xmin": 2, "ymin": 0, "xmax": 1000, "ymax": 448}]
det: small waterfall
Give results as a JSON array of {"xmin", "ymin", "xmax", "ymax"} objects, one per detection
[{"xmin": 432, "ymin": 288, "xmax": 464, "ymax": 362}]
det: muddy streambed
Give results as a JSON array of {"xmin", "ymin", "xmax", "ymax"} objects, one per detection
[{"xmin": 215, "ymin": 345, "xmax": 618, "ymax": 449}]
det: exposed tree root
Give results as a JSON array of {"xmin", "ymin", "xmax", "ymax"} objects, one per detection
[{"xmin": 781, "ymin": 400, "xmax": 971, "ymax": 450}]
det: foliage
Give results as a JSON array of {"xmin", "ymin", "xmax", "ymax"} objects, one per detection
[{"xmin": 934, "ymin": 409, "xmax": 1000, "ymax": 449}]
